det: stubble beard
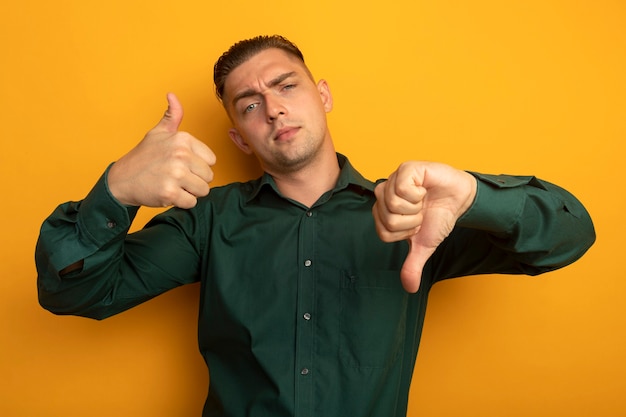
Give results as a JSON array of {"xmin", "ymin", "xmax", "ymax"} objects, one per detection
[{"xmin": 270, "ymin": 130, "xmax": 326, "ymax": 175}]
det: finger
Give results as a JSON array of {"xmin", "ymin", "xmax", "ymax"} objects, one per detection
[
  {"xmin": 392, "ymin": 179, "xmax": 426, "ymax": 208},
  {"xmin": 187, "ymin": 154, "xmax": 215, "ymax": 184},
  {"xmin": 372, "ymin": 201, "xmax": 422, "ymax": 242},
  {"xmin": 377, "ymin": 204, "xmax": 423, "ymax": 234},
  {"xmin": 180, "ymin": 172, "xmax": 211, "ymax": 200},
  {"xmin": 374, "ymin": 182, "xmax": 424, "ymax": 231},
  {"xmin": 155, "ymin": 92, "xmax": 184, "ymax": 133},
  {"xmin": 393, "ymin": 164, "xmax": 427, "ymax": 205},
  {"xmin": 172, "ymin": 189, "xmax": 200, "ymax": 210},
  {"xmin": 381, "ymin": 172, "xmax": 426, "ymax": 215},
  {"xmin": 400, "ymin": 236, "xmax": 433, "ymax": 293},
  {"xmin": 189, "ymin": 138, "xmax": 217, "ymax": 167}
]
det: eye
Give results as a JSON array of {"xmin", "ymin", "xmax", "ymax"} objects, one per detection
[
  {"xmin": 283, "ymin": 84, "xmax": 296, "ymax": 91},
  {"xmin": 244, "ymin": 103, "xmax": 258, "ymax": 113}
]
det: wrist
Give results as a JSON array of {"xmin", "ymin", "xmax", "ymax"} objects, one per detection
[
  {"xmin": 106, "ymin": 162, "xmax": 138, "ymax": 207},
  {"xmin": 458, "ymin": 170, "xmax": 478, "ymax": 217}
]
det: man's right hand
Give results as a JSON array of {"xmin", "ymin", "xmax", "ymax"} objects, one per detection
[{"xmin": 108, "ymin": 93, "xmax": 217, "ymax": 209}]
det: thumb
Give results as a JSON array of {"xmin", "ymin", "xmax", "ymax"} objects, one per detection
[
  {"xmin": 400, "ymin": 235, "xmax": 434, "ymax": 293},
  {"xmin": 155, "ymin": 92, "xmax": 184, "ymax": 133}
]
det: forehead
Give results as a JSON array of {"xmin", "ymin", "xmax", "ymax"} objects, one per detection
[{"xmin": 223, "ymin": 48, "xmax": 310, "ymax": 100}]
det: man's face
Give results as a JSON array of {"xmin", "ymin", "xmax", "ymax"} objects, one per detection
[{"xmin": 223, "ymin": 48, "xmax": 333, "ymax": 175}]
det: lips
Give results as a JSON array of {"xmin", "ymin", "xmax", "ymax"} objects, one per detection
[{"xmin": 274, "ymin": 126, "xmax": 300, "ymax": 141}]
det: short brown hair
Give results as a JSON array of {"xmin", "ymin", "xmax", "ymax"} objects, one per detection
[{"xmin": 213, "ymin": 35, "xmax": 306, "ymax": 102}]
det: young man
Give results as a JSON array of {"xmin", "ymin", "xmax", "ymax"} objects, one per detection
[{"xmin": 36, "ymin": 35, "xmax": 595, "ymax": 416}]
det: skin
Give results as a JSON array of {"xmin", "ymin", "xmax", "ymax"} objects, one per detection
[
  {"xmin": 108, "ymin": 93, "xmax": 216, "ymax": 209},
  {"xmin": 223, "ymin": 48, "xmax": 339, "ymax": 207},
  {"xmin": 106, "ymin": 47, "xmax": 478, "ymax": 292},
  {"xmin": 372, "ymin": 160, "xmax": 477, "ymax": 292}
]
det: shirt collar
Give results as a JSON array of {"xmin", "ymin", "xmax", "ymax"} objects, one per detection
[{"xmin": 246, "ymin": 153, "xmax": 376, "ymax": 203}]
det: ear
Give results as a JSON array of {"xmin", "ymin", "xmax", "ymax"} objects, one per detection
[
  {"xmin": 317, "ymin": 79, "xmax": 333, "ymax": 112},
  {"xmin": 228, "ymin": 128, "xmax": 253, "ymax": 154}
]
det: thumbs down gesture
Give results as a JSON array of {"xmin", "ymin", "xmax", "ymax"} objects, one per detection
[{"xmin": 372, "ymin": 161, "xmax": 478, "ymax": 293}]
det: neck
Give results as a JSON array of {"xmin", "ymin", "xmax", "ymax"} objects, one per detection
[{"xmin": 269, "ymin": 147, "xmax": 340, "ymax": 208}]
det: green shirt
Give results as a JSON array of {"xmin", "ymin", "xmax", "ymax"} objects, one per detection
[{"xmin": 36, "ymin": 154, "xmax": 595, "ymax": 417}]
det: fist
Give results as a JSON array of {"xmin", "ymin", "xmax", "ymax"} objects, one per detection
[
  {"xmin": 372, "ymin": 161, "xmax": 477, "ymax": 293},
  {"xmin": 108, "ymin": 93, "xmax": 217, "ymax": 209}
]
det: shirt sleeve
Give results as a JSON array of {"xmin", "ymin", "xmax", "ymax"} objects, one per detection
[
  {"xmin": 425, "ymin": 173, "xmax": 596, "ymax": 283},
  {"xmin": 35, "ymin": 166, "xmax": 203, "ymax": 320}
]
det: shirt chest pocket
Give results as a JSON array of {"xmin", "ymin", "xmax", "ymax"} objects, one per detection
[{"xmin": 339, "ymin": 270, "xmax": 408, "ymax": 369}]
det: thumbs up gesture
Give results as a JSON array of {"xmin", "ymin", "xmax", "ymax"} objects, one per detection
[
  {"xmin": 372, "ymin": 161, "xmax": 478, "ymax": 293},
  {"xmin": 108, "ymin": 93, "xmax": 217, "ymax": 209}
]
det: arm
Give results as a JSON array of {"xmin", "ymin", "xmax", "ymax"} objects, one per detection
[
  {"xmin": 373, "ymin": 162, "xmax": 595, "ymax": 292},
  {"xmin": 36, "ymin": 94, "xmax": 216, "ymax": 319},
  {"xmin": 430, "ymin": 172, "xmax": 595, "ymax": 281},
  {"xmin": 35, "ymin": 170, "xmax": 204, "ymax": 319}
]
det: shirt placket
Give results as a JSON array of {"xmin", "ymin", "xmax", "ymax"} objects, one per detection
[{"xmin": 295, "ymin": 208, "xmax": 316, "ymax": 417}]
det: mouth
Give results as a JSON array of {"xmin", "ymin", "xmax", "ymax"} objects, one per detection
[{"xmin": 274, "ymin": 126, "xmax": 300, "ymax": 142}]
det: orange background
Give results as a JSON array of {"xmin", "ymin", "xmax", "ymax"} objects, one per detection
[{"xmin": 1, "ymin": 0, "xmax": 624, "ymax": 415}]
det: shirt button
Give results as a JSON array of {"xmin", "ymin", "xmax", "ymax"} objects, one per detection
[
  {"xmin": 106, "ymin": 220, "xmax": 117, "ymax": 229},
  {"xmin": 300, "ymin": 368, "xmax": 310, "ymax": 375},
  {"xmin": 303, "ymin": 313, "xmax": 311, "ymax": 321},
  {"xmin": 306, "ymin": 211, "xmax": 313, "ymax": 217},
  {"xmin": 304, "ymin": 260, "xmax": 312, "ymax": 267}
]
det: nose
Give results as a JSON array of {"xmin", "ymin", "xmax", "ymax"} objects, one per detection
[{"xmin": 265, "ymin": 94, "xmax": 286, "ymax": 122}]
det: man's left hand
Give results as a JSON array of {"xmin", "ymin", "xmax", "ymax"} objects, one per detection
[{"xmin": 372, "ymin": 161, "xmax": 478, "ymax": 293}]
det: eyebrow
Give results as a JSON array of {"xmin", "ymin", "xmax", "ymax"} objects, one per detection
[{"xmin": 231, "ymin": 71, "xmax": 298, "ymax": 107}]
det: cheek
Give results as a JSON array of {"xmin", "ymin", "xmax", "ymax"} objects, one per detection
[
  {"xmin": 241, "ymin": 122, "xmax": 271, "ymax": 147},
  {"xmin": 237, "ymin": 116, "xmax": 266, "ymax": 137},
  {"xmin": 307, "ymin": 98, "xmax": 329, "ymax": 127}
]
